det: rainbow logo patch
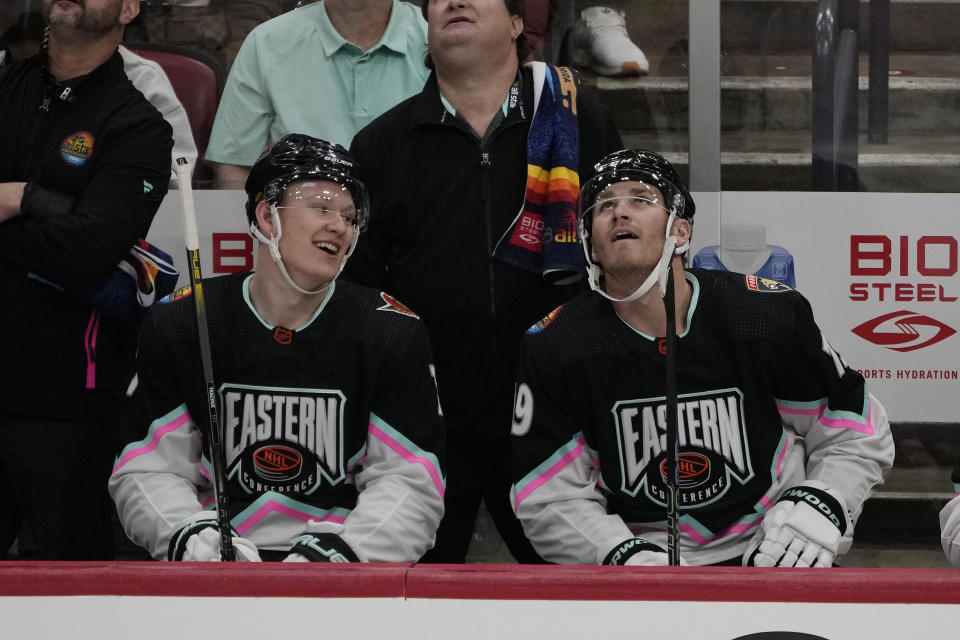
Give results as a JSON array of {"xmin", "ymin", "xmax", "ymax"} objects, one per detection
[
  {"xmin": 61, "ymin": 131, "xmax": 95, "ymax": 166},
  {"xmin": 527, "ymin": 306, "xmax": 563, "ymax": 334}
]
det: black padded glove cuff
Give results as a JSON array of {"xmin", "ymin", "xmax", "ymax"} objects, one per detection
[
  {"xmin": 776, "ymin": 484, "xmax": 848, "ymax": 535},
  {"xmin": 602, "ymin": 537, "xmax": 666, "ymax": 566},
  {"xmin": 289, "ymin": 532, "xmax": 360, "ymax": 563}
]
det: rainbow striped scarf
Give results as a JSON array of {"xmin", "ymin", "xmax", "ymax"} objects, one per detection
[{"xmin": 493, "ymin": 62, "xmax": 582, "ymax": 283}]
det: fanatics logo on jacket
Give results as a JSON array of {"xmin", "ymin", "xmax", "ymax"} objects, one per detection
[
  {"xmin": 613, "ymin": 388, "xmax": 754, "ymax": 507},
  {"xmin": 221, "ymin": 383, "xmax": 345, "ymax": 493}
]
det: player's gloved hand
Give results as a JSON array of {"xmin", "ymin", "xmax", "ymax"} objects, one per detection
[
  {"xmin": 745, "ymin": 482, "xmax": 851, "ymax": 568},
  {"xmin": 283, "ymin": 532, "xmax": 360, "ymax": 563},
  {"xmin": 168, "ymin": 516, "xmax": 261, "ymax": 562},
  {"xmin": 603, "ymin": 537, "xmax": 674, "ymax": 566}
]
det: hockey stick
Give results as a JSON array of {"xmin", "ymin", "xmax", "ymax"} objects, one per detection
[
  {"xmin": 662, "ymin": 260, "xmax": 681, "ymax": 566},
  {"xmin": 174, "ymin": 158, "xmax": 236, "ymax": 561}
]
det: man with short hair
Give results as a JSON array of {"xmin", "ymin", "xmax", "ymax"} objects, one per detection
[
  {"xmin": 347, "ymin": 0, "xmax": 622, "ymax": 563},
  {"xmin": 510, "ymin": 149, "xmax": 894, "ymax": 567},
  {"xmin": 0, "ymin": 0, "xmax": 173, "ymax": 559},
  {"xmin": 206, "ymin": 0, "xmax": 429, "ymax": 189},
  {"xmin": 109, "ymin": 134, "xmax": 445, "ymax": 562}
]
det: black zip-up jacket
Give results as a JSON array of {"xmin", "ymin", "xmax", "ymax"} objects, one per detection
[
  {"xmin": 348, "ymin": 68, "xmax": 622, "ymax": 438},
  {"xmin": 0, "ymin": 51, "xmax": 173, "ymax": 421}
]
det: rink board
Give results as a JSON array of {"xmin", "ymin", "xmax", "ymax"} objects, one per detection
[{"xmin": 1, "ymin": 563, "xmax": 959, "ymax": 639}]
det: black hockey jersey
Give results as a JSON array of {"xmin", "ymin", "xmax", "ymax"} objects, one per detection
[
  {"xmin": 510, "ymin": 269, "xmax": 893, "ymax": 565},
  {"xmin": 109, "ymin": 273, "xmax": 445, "ymax": 560}
]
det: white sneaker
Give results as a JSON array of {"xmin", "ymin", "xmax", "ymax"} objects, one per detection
[{"xmin": 574, "ymin": 6, "xmax": 649, "ymax": 76}]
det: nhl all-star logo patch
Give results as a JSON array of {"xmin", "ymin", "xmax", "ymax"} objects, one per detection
[
  {"xmin": 160, "ymin": 285, "xmax": 193, "ymax": 304},
  {"xmin": 745, "ymin": 274, "xmax": 792, "ymax": 293},
  {"xmin": 60, "ymin": 131, "xmax": 95, "ymax": 166},
  {"xmin": 527, "ymin": 306, "xmax": 563, "ymax": 334},
  {"xmin": 377, "ymin": 292, "xmax": 418, "ymax": 318}
]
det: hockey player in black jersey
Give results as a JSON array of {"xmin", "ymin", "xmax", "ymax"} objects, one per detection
[
  {"xmin": 509, "ymin": 150, "xmax": 893, "ymax": 567},
  {"xmin": 110, "ymin": 134, "xmax": 445, "ymax": 562}
]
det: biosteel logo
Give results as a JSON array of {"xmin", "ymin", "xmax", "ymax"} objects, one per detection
[
  {"xmin": 848, "ymin": 235, "xmax": 957, "ymax": 351},
  {"xmin": 852, "ymin": 310, "xmax": 956, "ymax": 352}
]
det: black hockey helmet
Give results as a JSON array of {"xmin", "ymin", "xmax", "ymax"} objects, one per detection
[
  {"xmin": 245, "ymin": 133, "xmax": 369, "ymax": 231},
  {"xmin": 577, "ymin": 149, "xmax": 695, "ymax": 228}
]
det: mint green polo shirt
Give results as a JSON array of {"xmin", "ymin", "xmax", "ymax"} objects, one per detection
[{"xmin": 206, "ymin": 0, "xmax": 428, "ymax": 166}]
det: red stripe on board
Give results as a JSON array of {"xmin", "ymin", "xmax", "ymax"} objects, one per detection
[
  {"xmin": 0, "ymin": 562, "xmax": 409, "ymax": 598},
  {"xmin": 1, "ymin": 563, "xmax": 959, "ymax": 604}
]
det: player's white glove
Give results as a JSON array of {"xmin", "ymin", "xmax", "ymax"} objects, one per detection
[
  {"xmin": 603, "ymin": 537, "xmax": 677, "ymax": 566},
  {"xmin": 939, "ymin": 493, "xmax": 960, "ymax": 567},
  {"xmin": 167, "ymin": 516, "xmax": 261, "ymax": 562},
  {"xmin": 745, "ymin": 482, "xmax": 851, "ymax": 568},
  {"xmin": 283, "ymin": 532, "xmax": 360, "ymax": 563}
]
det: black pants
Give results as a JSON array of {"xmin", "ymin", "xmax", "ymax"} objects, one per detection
[
  {"xmin": 421, "ymin": 431, "xmax": 544, "ymax": 564},
  {"xmin": 0, "ymin": 414, "xmax": 116, "ymax": 560}
]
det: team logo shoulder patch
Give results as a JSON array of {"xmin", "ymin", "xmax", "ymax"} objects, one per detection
[
  {"xmin": 377, "ymin": 292, "xmax": 419, "ymax": 318},
  {"xmin": 527, "ymin": 305, "xmax": 563, "ymax": 334},
  {"xmin": 160, "ymin": 285, "xmax": 193, "ymax": 304},
  {"xmin": 745, "ymin": 274, "xmax": 792, "ymax": 293},
  {"xmin": 61, "ymin": 131, "xmax": 95, "ymax": 166}
]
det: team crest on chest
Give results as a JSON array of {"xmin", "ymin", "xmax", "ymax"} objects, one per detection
[
  {"xmin": 612, "ymin": 388, "xmax": 755, "ymax": 508},
  {"xmin": 60, "ymin": 131, "xmax": 95, "ymax": 166},
  {"xmin": 745, "ymin": 274, "xmax": 792, "ymax": 293},
  {"xmin": 220, "ymin": 383, "xmax": 347, "ymax": 494},
  {"xmin": 377, "ymin": 292, "xmax": 418, "ymax": 318}
]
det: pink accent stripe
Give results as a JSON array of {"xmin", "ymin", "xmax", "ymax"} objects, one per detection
[
  {"xmin": 778, "ymin": 402, "xmax": 874, "ymax": 435},
  {"xmin": 201, "ymin": 497, "xmax": 214, "ymax": 508},
  {"xmin": 775, "ymin": 436, "xmax": 789, "ymax": 477},
  {"xmin": 84, "ymin": 310, "xmax": 100, "ymax": 389},
  {"xmin": 634, "ymin": 517, "xmax": 764, "ymax": 547},
  {"xmin": 368, "ymin": 422, "xmax": 445, "ymax": 500},
  {"xmin": 112, "ymin": 412, "xmax": 192, "ymax": 474},
  {"xmin": 704, "ymin": 518, "xmax": 763, "ymax": 545},
  {"xmin": 514, "ymin": 438, "xmax": 586, "ymax": 514},
  {"xmin": 234, "ymin": 501, "xmax": 345, "ymax": 536}
]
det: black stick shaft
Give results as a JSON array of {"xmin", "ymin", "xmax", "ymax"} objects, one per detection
[
  {"xmin": 175, "ymin": 158, "xmax": 236, "ymax": 561},
  {"xmin": 663, "ymin": 268, "xmax": 680, "ymax": 566}
]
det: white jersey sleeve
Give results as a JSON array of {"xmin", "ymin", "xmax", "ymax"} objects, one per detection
[
  {"xmin": 108, "ymin": 314, "xmax": 213, "ymax": 559},
  {"xmin": 337, "ymin": 318, "xmax": 445, "ymax": 562},
  {"xmin": 510, "ymin": 340, "xmax": 633, "ymax": 565},
  {"xmin": 773, "ymin": 297, "xmax": 894, "ymax": 553}
]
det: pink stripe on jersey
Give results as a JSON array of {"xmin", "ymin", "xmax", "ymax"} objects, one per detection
[
  {"xmin": 514, "ymin": 437, "xmax": 586, "ymax": 514},
  {"xmin": 778, "ymin": 401, "xmax": 874, "ymax": 435},
  {"xmin": 775, "ymin": 435, "xmax": 789, "ymax": 477},
  {"xmin": 705, "ymin": 517, "xmax": 763, "ymax": 545},
  {"xmin": 368, "ymin": 422, "xmax": 445, "ymax": 499},
  {"xmin": 112, "ymin": 411, "xmax": 191, "ymax": 474},
  {"xmin": 234, "ymin": 501, "xmax": 346, "ymax": 536},
  {"xmin": 84, "ymin": 310, "xmax": 100, "ymax": 389}
]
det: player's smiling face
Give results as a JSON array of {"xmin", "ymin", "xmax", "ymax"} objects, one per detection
[
  {"xmin": 273, "ymin": 179, "xmax": 356, "ymax": 291},
  {"xmin": 589, "ymin": 181, "xmax": 671, "ymax": 288}
]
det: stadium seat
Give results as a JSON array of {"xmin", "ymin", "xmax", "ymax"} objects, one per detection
[{"xmin": 124, "ymin": 42, "xmax": 226, "ymax": 186}]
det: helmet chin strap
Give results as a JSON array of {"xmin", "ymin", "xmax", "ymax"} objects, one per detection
[
  {"xmin": 584, "ymin": 212, "xmax": 688, "ymax": 303},
  {"xmin": 247, "ymin": 203, "xmax": 352, "ymax": 297}
]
